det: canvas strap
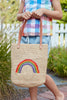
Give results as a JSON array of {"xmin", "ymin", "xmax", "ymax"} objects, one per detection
[{"xmin": 20, "ymin": 18, "xmax": 42, "ymax": 48}]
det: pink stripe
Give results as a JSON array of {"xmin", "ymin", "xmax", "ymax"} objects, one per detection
[
  {"xmin": 26, "ymin": 24, "xmax": 40, "ymax": 28},
  {"xmin": 43, "ymin": 25, "xmax": 47, "ymax": 28}
]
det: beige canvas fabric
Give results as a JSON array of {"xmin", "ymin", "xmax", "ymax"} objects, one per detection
[{"xmin": 11, "ymin": 44, "xmax": 48, "ymax": 87}]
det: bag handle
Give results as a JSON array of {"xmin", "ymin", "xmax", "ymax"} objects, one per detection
[
  {"xmin": 18, "ymin": 17, "xmax": 42, "ymax": 49},
  {"xmin": 40, "ymin": 18, "xmax": 42, "ymax": 49}
]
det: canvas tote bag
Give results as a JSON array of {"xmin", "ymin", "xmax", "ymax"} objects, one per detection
[{"xmin": 11, "ymin": 17, "xmax": 48, "ymax": 88}]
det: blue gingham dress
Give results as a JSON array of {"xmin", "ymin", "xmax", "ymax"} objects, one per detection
[{"xmin": 22, "ymin": 0, "xmax": 52, "ymax": 36}]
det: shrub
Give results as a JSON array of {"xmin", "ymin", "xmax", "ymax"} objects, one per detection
[
  {"xmin": 48, "ymin": 47, "xmax": 67, "ymax": 77},
  {"xmin": 0, "ymin": 35, "xmax": 18, "ymax": 99}
]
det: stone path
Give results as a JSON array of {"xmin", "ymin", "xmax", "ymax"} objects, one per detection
[{"xmin": 23, "ymin": 86, "xmax": 67, "ymax": 100}]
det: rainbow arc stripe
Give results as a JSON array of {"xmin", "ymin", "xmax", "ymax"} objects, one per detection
[{"xmin": 16, "ymin": 59, "xmax": 40, "ymax": 73}]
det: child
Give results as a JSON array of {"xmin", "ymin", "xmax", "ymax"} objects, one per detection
[{"xmin": 17, "ymin": 0, "xmax": 64, "ymax": 100}]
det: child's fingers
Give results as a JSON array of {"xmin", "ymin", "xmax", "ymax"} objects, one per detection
[
  {"xmin": 25, "ymin": 12, "xmax": 31, "ymax": 19},
  {"xmin": 32, "ymin": 15, "xmax": 39, "ymax": 18},
  {"xmin": 32, "ymin": 10, "xmax": 43, "ymax": 18},
  {"xmin": 22, "ymin": 13, "xmax": 27, "ymax": 19},
  {"xmin": 22, "ymin": 11, "xmax": 32, "ymax": 20},
  {"xmin": 34, "ymin": 11, "xmax": 42, "ymax": 16},
  {"xmin": 26, "ymin": 12, "xmax": 32, "ymax": 19},
  {"xmin": 32, "ymin": 13, "xmax": 40, "ymax": 19},
  {"xmin": 26, "ymin": 11, "xmax": 32, "ymax": 16}
]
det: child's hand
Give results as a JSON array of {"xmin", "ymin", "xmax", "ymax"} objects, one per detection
[
  {"xmin": 17, "ymin": 14, "xmax": 24, "ymax": 21},
  {"xmin": 32, "ymin": 8, "xmax": 44, "ymax": 19},
  {"xmin": 21, "ymin": 11, "xmax": 32, "ymax": 20}
]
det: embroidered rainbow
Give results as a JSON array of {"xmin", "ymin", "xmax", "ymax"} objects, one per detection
[{"xmin": 16, "ymin": 59, "xmax": 40, "ymax": 73}]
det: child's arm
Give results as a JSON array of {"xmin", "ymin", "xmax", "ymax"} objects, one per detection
[
  {"xmin": 42, "ymin": 0, "xmax": 63, "ymax": 19},
  {"xmin": 17, "ymin": 0, "xmax": 32, "ymax": 21},
  {"xmin": 17, "ymin": 0, "xmax": 25, "ymax": 21},
  {"xmin": 32, "ymin": 0, "xmax": 63, "ymax": 20}
]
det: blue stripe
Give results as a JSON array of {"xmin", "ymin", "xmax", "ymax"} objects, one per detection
[
  {"xmin": 35, "ymin": 28, "xmax": 39, "ymax": 32},
  {"xmin": 30, "ymin": 0, "xmax": 34, "ymax": 4},
  {"xmin": 37, "ymin": 0, "xmax": 41, "ymax": 4}
]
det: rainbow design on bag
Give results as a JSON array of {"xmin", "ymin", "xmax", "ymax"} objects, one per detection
[{"xmin": 16, "ymin": 59, "xmax": 40, "ymax": 73}]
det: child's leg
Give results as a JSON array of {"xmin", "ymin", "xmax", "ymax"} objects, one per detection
[
  {"xmin": 44, "ymin": 75, "xmax": 64, "ymax": 100},
  {"xmin": 29, "ymin": 86, "xmax": 37, "ymax": 100},
  {"xmin": 29, "ymin": 75, "xmax": 64, "ymax": 100},
  {"xmin": 24, "ymin": 36, "xmax": 64, "ymax": 100}
]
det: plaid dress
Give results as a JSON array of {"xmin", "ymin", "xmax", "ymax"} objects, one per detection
[{"xmin": 22, "ymin": 0, "xmax": 53, "ymax": 36}]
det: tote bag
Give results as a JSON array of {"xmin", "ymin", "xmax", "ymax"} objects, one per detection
[{"xmin": 11, "ymin": 18, "xmax": 48, "ymax": 88}]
